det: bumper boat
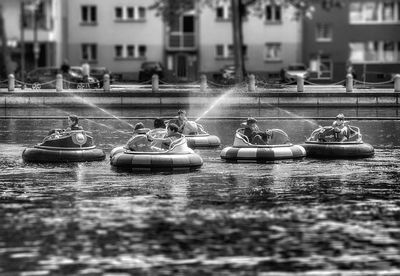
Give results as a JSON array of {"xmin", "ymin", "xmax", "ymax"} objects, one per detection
[
  {"xmin": 302, "ymin": 126, "xmax": 374, "ymax": 158},
  {"xmin": 186, "ymin": 133, "xmax": 221, "ymax": 149},
  {"xmin": 110, "ymin": 137, "xmax": 203, "ymax": 172},
  {"xmin": 22, "ymin": 130, "xmax": 106, "ymax": 162},
  {"xmin": 220, "ymin": 129, "xmax": 306, "ymax": 162}
]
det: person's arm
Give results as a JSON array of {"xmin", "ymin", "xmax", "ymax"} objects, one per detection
[{"xmin": 196, "ymin": 123, "xmax": 206, "ymax": 134}]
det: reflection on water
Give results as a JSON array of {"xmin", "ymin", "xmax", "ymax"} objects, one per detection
[{"xmin": 1, "ymin": 118, "xmax": 400, "ymax": 275}]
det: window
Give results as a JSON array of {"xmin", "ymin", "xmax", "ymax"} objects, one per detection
[
  {"xmin": 82, "ymin": 44, "xmax": 97, "ymax": 61},
  {"xmin": 265, "ymin": 43, "xmax": 281, "ymax": 60},
  {"xmin": 81, "ymin": 6, "xmax": 97, "ymax": 24},
  {"xmin": 168, "ymin": 15, "xmax": 195, "ymax": 48},
  {"xmin": 265, "ymin": 5, "xmax": 282, "ymax": 22},
  {"xmin": 138, "ymin": 45, "xmax": 147, "ymax": 58},
  {"xmin": 216, "ymin": 3, "xmax": 230, "ymax": 20},
  {"xmin": 228, "ymin": 45, "xmax": 234, "ymax": 57},
  {"xmin": 127, "ymin": 45, "xmax": 135, "ymax": 58},
  {"xmin": 115, "ymin": 45, "xmax": 123, "ymax": 58},
  {"xmin": 23, "ymin": 1, "xmax": 49, "ymax": 29},
  {"xmin": 138, "ymin": 7, "xmax": 146, "ymax": 20},
  {"xmin": 309, "ymin": 55, "xmax": 333, "ymax": 79},
  {"xmin": 115, "ymin": 6, "xmax": 146, "ymax": 21},
  {"xmin": 350, "ymin": 41, "xmax": 400, "ymax": 63},
  {"xmin": 183, "ymin": 16, "xmax": 194, "ymax": 33},
  {"xmin": 215, "ymin": 44, "xmax": 247, "ymax": 59},
  {"xmin": 350, "ymin": 1, "xmax": 400, "ymax": 23},
  {"xmin": 115, "ymin": 7, "xmax": 123, "ymax": 19},
  {"xmin": 127, "ymin": 7, "xmax": 134, "ymax": 19},
  {"xmin": 316, "ymin": 23, "xmax": 332, "ymax": 42},
  {"xmin": 216, "ymin": 45, "xmax": 224, "ymax": 57},
  {"xmin": 114, "ymin": 45, "xmax": 146, "ymax": 59}
]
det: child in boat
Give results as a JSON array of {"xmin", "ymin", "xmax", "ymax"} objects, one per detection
[
  {"xmin": 66, "ymin": 114, "xmax": 84, "ymax": 131},
  {"xmin": 149, "ymin": 118, "xmax": 167, "ymax": 148},
  {"xmin": 126, "ymin": 122, "xmax": 152, "ymax": 152},
  {"xmin": 46, "ymin": 114, "xmax": 83, "ymax": 139},
  {"xmin": 150, "ymin": 123, "xmax": 183, "ymax": 151},
  {"xmin": 332, "ymin": 114, "xmax": 349, "ymax": 141},
  {"xmin": 182, "ymin": 120, "xmax": 207, "ymax": 135},
  {"xmin": 168, "ymin": 110, "xmax": 187, "ymax": 133},
  {"xmin": 242, "ymin": 117, "xmax": 271, "ymax": 145}
]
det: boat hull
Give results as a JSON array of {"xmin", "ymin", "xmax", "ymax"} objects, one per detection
[
  {"xmin": 186, "ymin": 134, "xmax": 221, "ymax": 149},
  {"xmin": 22, "ymin": 146, "xmax": 106, "ymax": 162},
  {"xmin": 302, "ymin": 142, "xmax": 374, "ymax": 158},
  {"xmin": 110, "ymin": 146, "xmax": 203, "ymax": 172},
  {"xmin": 220, "ymin": 144, "xmax": 306, "ymax": 162}
]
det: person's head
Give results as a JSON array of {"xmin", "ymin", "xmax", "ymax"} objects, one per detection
[
  {"xmin": 68, "ymin": 114, "xmax": 79, "ymax": 127},
  {"xmin": 167, "ymin": 123, "xmax": 179, "ymax": 135},
  {"xmin": 246, "ymin": 117, "xmax": 257, "ymax": 128},
  {"xmin": 178, "ymin": 110, "xmax": 187, "ymax": 121},
  {"xmin": 154, "ymin": 118, "xmax": 166, "ymax": 129},
  {"xmin": 133, "ymin": 122, "xmax": 147, "ymax": 134},
  {"xmin": 134, "ymin": 122, "xmax": 144, "ymax": 130},
  {"xmin": 336, "ymin": 114, "xmax": 345, "ymax": 121}
]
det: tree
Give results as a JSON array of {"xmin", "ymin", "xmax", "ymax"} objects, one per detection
[{"xmin": 150, "ymin": 0, "xmax": 343, "ymax": 82}]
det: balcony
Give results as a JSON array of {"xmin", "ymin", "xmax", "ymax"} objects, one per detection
[{"xmin": 167, "ymin": 33, "xmax": 196, "ymax": 50}]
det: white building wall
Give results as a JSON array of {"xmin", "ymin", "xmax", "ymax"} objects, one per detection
[
  {"xmin": 67, "ymin": 0, "xmax": 164, "ymax": 79},
  {"xmin": 199, "ymin": 4, "xmax": 302, "ymax": 78}
]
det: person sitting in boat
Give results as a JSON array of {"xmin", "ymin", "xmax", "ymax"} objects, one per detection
[
  {"xmin": 242, "ymin": 117, "xmax": 271, "ymax": 145},
  {"xmin": 182, "ymin": 120, "xmax": 207, "ymax": 135},
  {"xmin": 168, "ymin": 110, "xmax": 187, "ymax": 133},
  {"xmin": 149, "ymin": 118, "xmax": 167, "ymax": 148},
  {"xmin": 46, "ymin": 114, "xmax": 83, "ymax": 140},
  {"xmin": 66, "ymin": 114, "xmax": 84, "ymax": 131},
  {"xmin": 153, "ymin": 118, "xmax": 166, "ymax": 133},
  {"xmin": 332, "ymin": 114, "xmax": 349, "ymax": 141},
  {"xmin": 150, "ymin": 123, "xmax": 183, "ymax": 151},
  {"xmin": 126, "ymin": 122, "xmax": 152, "ymax": 152}
]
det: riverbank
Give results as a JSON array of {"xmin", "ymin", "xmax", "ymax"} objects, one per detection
[{"xmin": 0, "ymin": 85, "xmax": 398, "ymax": 108}]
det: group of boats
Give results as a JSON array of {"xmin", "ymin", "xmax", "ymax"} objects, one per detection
[{"xmin": 22, "ymin": 123, "xmax": 374, "ymax": 172}]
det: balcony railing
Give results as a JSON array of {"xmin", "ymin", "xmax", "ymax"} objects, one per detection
[{"xmin": 168, "ymin": 33, "xmax": 196, "ymax": 50}]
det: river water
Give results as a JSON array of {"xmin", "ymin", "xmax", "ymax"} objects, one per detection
[{"xmin": 1, "ymin": 108, "xmax": 400, "ymax": 275}]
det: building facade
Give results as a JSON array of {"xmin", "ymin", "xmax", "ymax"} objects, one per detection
[
  {"xmin": 65, "ymin": 0, "xmax": 302, "ymax": 82},
  {"xmin": 1, "ymin": 0, "xmax": 63, "ymax": 77},
  {"xmin": 64, "ymin": 0, "xmax": 164, "ymax": 81},
  {"xmin": 303, "ymin": 0, "xmax": 400, "ymax": 82},
  {"xmin": 199, "ymin": 2, "xmax": 302, "ymax": 81}
]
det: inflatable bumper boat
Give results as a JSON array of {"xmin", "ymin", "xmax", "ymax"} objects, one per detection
[
  {"xmin": 110, "ymin": 137, "xmax": 203, "ymax": 172},
  {"xmin": 186, "ymin": 133, "xmax": 221, "ymax": 149},
  {"xmin": 220, "ymin": 129, "xmax": 306, "ymax": 162},
  {"xmin": 302, "ymin": 126, "xmax": 374, "ymax": 158},
  {"xmin": 22, "ymin": 130, "xmax": 105, "ymax": 162}
]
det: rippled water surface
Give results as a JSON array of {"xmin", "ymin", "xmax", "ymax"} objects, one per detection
[{"xmin": 1, "ymin": 116, "xmax": 400, "ymax": 275}]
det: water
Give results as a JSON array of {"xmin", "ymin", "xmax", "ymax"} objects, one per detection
[
  {"xmin": 195, "ymin": 88, "xmax": 236, "ymax": 122},
  {"xmin": 1, "ymin": 116, "xmax": 400, "ymax": 275}
]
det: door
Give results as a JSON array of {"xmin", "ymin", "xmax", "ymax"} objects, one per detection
[{"xmin": 176, "ymin": 54, "xmax": 188, "ymax": 80}]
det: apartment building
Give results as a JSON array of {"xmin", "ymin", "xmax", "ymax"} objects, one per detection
[
  {"xmin": 1, "ymin": 0, "xmax": 63, "ymax": 76},
  {"xmin": 64, "ymin": 0, "xmax": 163, "ymax": 81},
  {"xmin": 199, "ymin": 1, "xmax": 302, "ymax": 80},
  {"xmin": 65, "ymin": 0, "xmax": 302, "ymax": 81},
  {"xmin": 303, "ymin": 0, "xmax": 400, "ymax": 82}
]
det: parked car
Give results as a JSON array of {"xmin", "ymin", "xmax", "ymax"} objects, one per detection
[
  {"xmin": 213, "ymin": 65, "xmax": 244, "ymax": 84},
  {"xmin": 69, "ymin": 66, "xmax": 100, "ymax": 88},
  {"xmin": 26, "ymin": 67, "xmax": 60, "ymax": 88},
  {"xmin": 281, "ymin": 63, "xmax": 310, "ymax": 82},
  {"xmin": 27, "ymin": 66, "xmax": 100, "ymax": 89},
  {"xmin": 138, "ymin": 62, "xmax": 164, "ymax": 82},
  {"xmin": 90, "ymin": 66, "xmax": 114, "ymax": 86}
]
